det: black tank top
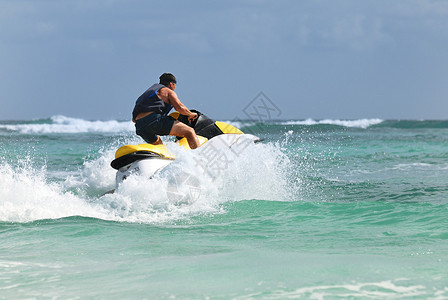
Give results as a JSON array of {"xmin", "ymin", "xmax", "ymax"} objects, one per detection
[{"xmin": 132, "ymin": 83, "xmax": 173, "ymax": 120}]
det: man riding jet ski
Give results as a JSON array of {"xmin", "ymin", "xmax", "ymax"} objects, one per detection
[
  {"xmin": 132, "ymin": 73, "xmax": 201, "ymax": 149},
  {"xmin": 109, "ymin": 72, "xmax": 259, "ymax": 190},
  {"xmin": 111, "ymin": 111, "xmax": 260, "ymax": 188}
]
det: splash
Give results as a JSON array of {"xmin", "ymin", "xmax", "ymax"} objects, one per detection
[
  {"xmin": 0, "ymin": 136, "xmax": 293, "ymax": 224},
  {"xmin": 0, "ymin": 159, "xmax": 109, "ymax": 223},
  {"xmin": 94, "ymin": 138, "xmax": 292, "ymax": 223}
]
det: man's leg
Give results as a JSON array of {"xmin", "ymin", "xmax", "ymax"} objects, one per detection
[
  {"xmin": 169, "ymin": 121, "xmax": 200, "ymax": 149},
  {"xmin": 152, "ymin": 136, "xmax": 163, "ymax": 145}
]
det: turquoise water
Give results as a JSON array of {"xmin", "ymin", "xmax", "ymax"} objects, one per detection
[{"xmin": 1, "ymin": 117, "xmax": 448, "ymax": 299}]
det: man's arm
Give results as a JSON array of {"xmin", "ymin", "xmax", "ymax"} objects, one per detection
[{"xmin": 158, "ymin": 87, "xmax": 197, "ymax": 120}]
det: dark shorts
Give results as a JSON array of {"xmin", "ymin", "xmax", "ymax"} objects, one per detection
[{"xmin": 135, "ymin": 113, "xmax": 175, "ymax": 144}]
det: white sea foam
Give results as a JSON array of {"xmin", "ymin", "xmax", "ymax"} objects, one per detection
[
  {"xmin": 393, "ymin": 162, "xmax": 433, "ymax": 170},
  {"xmin": 94, "ymin": 138, "xmax": 291, "ymax": 223},
  {"xmin": 0, "ymin": 138, "xmax": 291, "ymax": 224},
  {"xmin": 63, "ymin": 146, "xmax": 118, "ymax": 196},
  {"xmin": 243, "ymin": 279, "xmax": 428, "ymax": 299},
  {"xmin": 0, "ymin": 115, "xmax": 134, "ymax": 134},
  {"xmin": 282, "ymin": 118, "xmax": 384, "ymax": 128},
  {"xmin": 0, "ymin": 159, "xmax": 110, "ymax": 223}
]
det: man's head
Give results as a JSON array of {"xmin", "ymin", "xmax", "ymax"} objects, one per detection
[{"xmin": 159, "ymin": 73, "xmax": 177, "ymax": 87}]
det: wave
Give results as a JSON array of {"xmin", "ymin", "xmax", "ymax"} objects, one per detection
[
  {"xmin": 244, "ymin": 279, "xmax": 428, "ymax": 299},
  {"xmin": 229, "ymin": 118, "xmax": 448, "ymax": 131},
  {"xmin": 1, "ymin": 116, "xmax": 383, "ymax": 136},
  {"xmin": 281, "ymin": 118, "xmax": 384, "ymax": 129},
  {"xmin": 2, "ymin": 116, "xmax": 448, "ymax": 135},
  {"xmin": 220, "ymin": 119, "xmax": 385, "ymax": 134},
  {"xmin": 373, "ymin": 120, "xmax": 448, "ymax": 129},
  {"xmin": 0, "ymin": 115, "xmax": 134, "ymax": 134}
]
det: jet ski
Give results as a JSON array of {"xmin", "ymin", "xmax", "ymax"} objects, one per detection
[{"xmin": 110, "ymin": 110, "xmax": 260, "ymax": 189}]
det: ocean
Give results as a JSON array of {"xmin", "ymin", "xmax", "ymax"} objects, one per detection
[{"xmin": 1, "ymin": 115, "xmax": 447, "ymax": 299}]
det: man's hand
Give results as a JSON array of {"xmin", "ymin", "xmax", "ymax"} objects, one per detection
[{"xmin": 188, "ymin": 113, "xmax": 198, "ymax": 122}]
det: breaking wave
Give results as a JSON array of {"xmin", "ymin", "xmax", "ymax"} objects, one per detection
[{"xmin": 0, "ymin": 115, "xmax": 134, "ymax": 134}]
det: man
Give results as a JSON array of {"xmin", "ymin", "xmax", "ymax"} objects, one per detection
[{"xmin": 132, "ymin": 73, "xmax": 200, "ymax": 149}]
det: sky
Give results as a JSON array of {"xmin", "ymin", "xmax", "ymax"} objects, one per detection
[{"xmin": 1, "ymin": 0, "xmax": 448, "ymax": 121}]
